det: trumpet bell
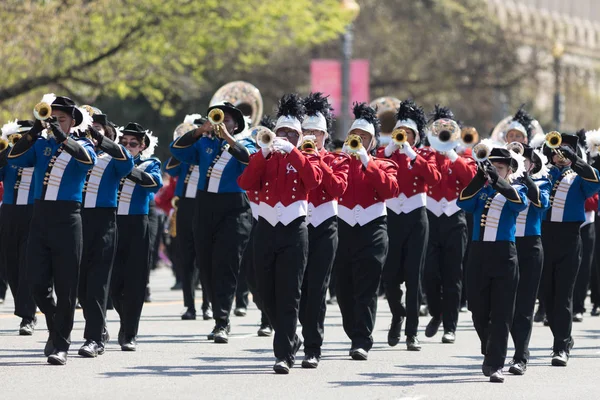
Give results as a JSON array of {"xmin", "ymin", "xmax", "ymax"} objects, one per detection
[
  {"xmin": 506, "ymin": 141, "xmax": 525, "ymax": 156},
  {"xmin": 546, "ymin": 131, "xmax": 562, "ymax": 149},
  {"xmin": 301, "ymin": 138, "xmax": 317, "ymax": 153},
  {"xmin": 255, "ymin": 126, "xmax": 275, "ymax": 149},
  {"xmin": 346, "ymin": 134, "xmax": 363, "ymax": 152},
  {"xmin": 392, "ymin": 128, "xmax": 408, "ymax": 146},
  {"xmin": 461, "ymin": 127, "xmax": 479, "ymax": 147},
  {"xmin": 427, "ymin": 118, "xmax": 460, "ymax": 152},
  {"xmin": 208, "ymin": 108, "xmax": 225, "ymax": 125},
  {"xmin": 33, "ymin": 102, "xmax": 52, "ymax": 121},
  {"xmin": 8, "ymin": 133, "xmax": 22, "ymax": 146},
  {"xmin": 472, "ymin": 142, "xmax": 491, "ymax": 162}
]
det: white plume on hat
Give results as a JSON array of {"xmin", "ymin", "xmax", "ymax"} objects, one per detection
[
  {"xmin": 1, "ymin": 120, "xmax": 20, "ymax": 140},
  {"xmin": 529, "ymin": 133, "xmax": 545, "ymax": 149},
  {"xmin": 183, "ymin": 114, "xmax": 202, "ymax": 125},
  {"xmin": 585, "ymin": 129, "xmax": 600, "ymax": 158},
  {"xmin": 40, "ymin": 93, "xmax": 57, "ymax": 105},
  {"xmin": 531, "ymin": 148, "xmax": 550, "ymax": 179},
  {"xmin": 72, "ymin": 106, "xmax": 93, "ymax": 135},
  {"xmin": 508, "ymin": 148, "xmax": 526, "ymax": 182},
  {"xmin": 142, "ymin": 130, "xmax": 158, "ymax": 158}
]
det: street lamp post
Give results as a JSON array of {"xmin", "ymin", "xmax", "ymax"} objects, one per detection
[
  {"xmin": 552, "ymin": 42, "xmax": 565, "ymax": 131},
  {"xmin": 340, "ymin": 0, "xmax": 360, "ymax": 140}
]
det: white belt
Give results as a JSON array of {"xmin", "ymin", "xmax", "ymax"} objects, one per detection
[
  {"xmin": 387, "ymin": 192, "xmax": 426, "ymax": 215},
  {"xmin": 258, "ymin": 200, "xmax": 308, "ymax": 226},
  {"xmin": 338, "ymin": 202, "xmax": 386, "ymax": 227},
  {"xmin": 426, "ymin": 197, "xmax": 460, "ymax": 217},
  {"xmin": 307, "ymin": 200, "xmax": 337, "ymax": 227}
]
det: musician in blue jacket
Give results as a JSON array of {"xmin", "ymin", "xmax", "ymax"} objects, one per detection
[
  {"xmin": 458, "ymin": 147, "xmax": 528, "ymax": 383},
  {"xmin": 170, "ymin": 102, "xmax": 256, "ymax": 344},
  {"xmin": 77, "ymin": 108, "xmax": 134, "ymax": 358},
  {"xmin": 8, "ymin": 95, "xmax": 97, "ymax": 365},
  {"xmin": 541, "ymin": 133, "xmax": 600, "ymax": 367},
  {"xmin": 0, "ymin": 120, "xmax": 37, "ymax": 336},
  {"xmin": 111, "ymin": 123, "xmax": 162, "ymax": 352}
]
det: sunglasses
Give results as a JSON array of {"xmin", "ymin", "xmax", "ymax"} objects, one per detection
[{"xmin": 119, "ymin": 140, "xmax": 141, "ymax": 148}]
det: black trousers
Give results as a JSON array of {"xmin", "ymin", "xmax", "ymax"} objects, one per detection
[
  {"xmin": 147, "ymin": 200, "xmax": 160, "ymax": 272},
  {"xmin": 511, "ymin": 236, "xmax": 544, "ymax": 363},
  {"xmin": 467, "ymin": 241, "xmax": 519, "ymax": 369},
  {"xmin": 111, "ymin": 214, "xmax": 149, "ymax": 338},
  {"xmin": 335, "ymin": 217, "xmax": 388, "ymax": 351},
  {"xmin": 79, "ymin": 208, "xmax": 117, "ymax": 342},
  {"xmin": 461, "ymin": 213, "xmax": 473, "ymax": 306},
  {"xmin": 242, "ymin": 221, "xmax": 270, "ymax": 326},
  {"xmin": 424, "ymin": 211, "xmax": 467, "ymax": 333},
  {"xmin": 541, "ymin": 221, "xmax": 581, "ymax": 353},
  {"xmin": 28, "ymin": 200, "xmax": 83, "ymax": 352},
  {"xmin": 193, "ymin": 191, "xmax": 252, "ymax": 327},
  {"xmin": 299, "ymin": 216, "xmax": 338, "ymax": 357},
  {"xmin": 0, "ymin": 204, "xmax": 36, "ymax": 320},
  {"xmin": 382, "ymin": 208, "xmax": 428, "ymax": 337},
  {"xmin": 236, "ymin": 257, "xmax": 250, "ymax": 309},
  {"xmin": 175, "ymin": 197, "xmax": 209, "ymax": 313},
  {"xmin": 574, "ymin": 222, "xmax": 596, "ymax": 314},
  {"xmin": 591, "ymin": 218, "xmax": 600, "ymax": 306},
  {"xmin": 254, "ymin": 217, "xmax": 308, "ymax": 364}
]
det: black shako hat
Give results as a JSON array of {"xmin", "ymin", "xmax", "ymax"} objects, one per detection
[
  {"xmin": 51, "ymin": 96, "xmax": 83, "ymax": 126},
  {"xmin": 489, "ymin": 147, "xmax": 518, "ymax": 171},
  {"xmin": 121, "ymin": 122, "xmax": 150, "ymax": 148},
  {"xmin": 207, "ymin": 102, "xmax": 245, "ymax": 134},
  {"xmin": 561, "ymin": 133, "xmax": 579, "ymax": 150},
  {"xmin": 16, "ymin": 120, "xmax": 34, "ymax": 132}
]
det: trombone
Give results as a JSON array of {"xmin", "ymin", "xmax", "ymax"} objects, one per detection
[
  {"xmin": 545, "ymin": 131, "xmax": 566, "ymax": 162},
  {"xmin": 208, "ymin": 108, "xmax": 225, "ymax": 137}
]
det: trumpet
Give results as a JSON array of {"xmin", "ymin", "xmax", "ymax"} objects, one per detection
[
  {"xmin": 169, "ymin": 196, "xmax": 179, "ymax": 238},
  {"xmin": 208, "ymin": 108, "xmax": 225, "ymax": 137},
  {"xmin": 0, "ymin": 138, "xmax": 8, "ymax": 152},
  {"xmin": 300, "ymin": 137, "xmax": 317, "ymax": 153},
  {"xmin": 33, "ymin": 102, "xmax": 52, "ymax": 121},
  {"xmin": 392, "ymin": 128, "xmax": 408, "ymax": 147},
  {"xmin": 461, "ymin": 127, "xmax": 479, "ymax": 147},
  {"xmin": 255, "ymin": 126, "xmax": 275, "ymax": 149},
  {"xmin": 545, "ymin": 131, "xmax": 566, "ymax": 161},
  {"xmin": 472, "ymin": 142, "xmax": 491, "ymax": 162},
  {"xmin": 345, "ymin": 134, "xmax": 363, "ymax": 156},
  {"xmin": 8, "ymin": 133, "xmax": 22, "ymax": 146},
  {"xmin": 506, "ymin": 141, "xmax": 525, "ymax": 156}
]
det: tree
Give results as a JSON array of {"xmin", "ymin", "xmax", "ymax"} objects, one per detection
[{"xmin": 0, "ymin": 0, "xmax": 351, "ymax": 120}]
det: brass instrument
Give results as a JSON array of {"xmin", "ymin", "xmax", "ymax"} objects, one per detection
[
  {"xmin": 300, "ymin": 136, "xmax": 317, "ymax": 153},
  {"xmin": 8, "ymin": 133, "xmax": 22, "ymax": 146},
  {"xmin": 545, "ymin": 131, "xmax": 566, "ymax": 161},
  {"xmin": 210, "ymin": 81, "xmax": 263, "ymax": 127},
  {"xmin": 345, "ymin": 134, "xmax": 363, "ymax": 153},
  {"xmin": 392, "ymin": 128, "xmax": 408, "ymax": 147},
  {"xmin": 461, "ymin": 127, "xmax": 479, "ymax": 147},
  {"xmin": 169, "ymin": 196, "xmax": 179, "ymax": 238},
  {"xmin": 256, "ymin": 127, "xmax": 275, "ymax": 149},
  {"xmin": 0, "ymin": 138, "xmax": 8, "ymax": 152},
  {"xmin": 370, "ymin": 97, "xmax": 401, "ymax": 135},
  {"xmin": 427, "ymin": 118, "xmax": 460, "ymax": 152},
  {"xmin": 472, "ymin": 142, "xmax": 491, "ymax": 163},
  {"xmin": 506, "ymin": 141, "xmax": 525, "ymax": 156},
  {"xmin": 33, "ymin": 102, "xmax": 52, "ymax": 121},
  {"xmin": 208, "ymin": 108, "xmax": 225, "ymax": 137}
]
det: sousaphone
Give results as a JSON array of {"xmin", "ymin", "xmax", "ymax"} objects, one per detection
[{"xmin": 210, "ymin": 81, "xmax": 263, "ymax": 127}]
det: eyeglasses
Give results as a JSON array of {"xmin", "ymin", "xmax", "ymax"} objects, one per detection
[
  {"xmin": 275, "ymin": 130, "xmax": 299, "ymax": 139},
  {"xmin": 119, "ymin": 140, "xmax": 140, "ymax": 148}
]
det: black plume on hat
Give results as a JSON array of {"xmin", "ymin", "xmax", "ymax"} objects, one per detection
[
  {"xmin": 396, "ymin": 99, "xmax": 426, "ymax": 133},
  {"xmin": 259, "ymin": 115, "xmax": 275, "ymax": 131},
  {"xmin": 511, "ymin": 104, "xmax": 534, "ymax": 137},
  {"xmin": 303, "ymin": 92, "xmax": 334, "ymax": 132},
  {"xmin": 352, "ymin": 102, "xmax": 380, "ymax": 135},
  {"xmin": 276, "ymin": 93, "xmax": 305, "ymax": 122},
  {"xmin": 428, "ymin": 104, "xmax": 455, "ymax": 124}
]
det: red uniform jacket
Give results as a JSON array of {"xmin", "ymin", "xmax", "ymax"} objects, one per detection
[
  {"xmin": 377, "ymin": 146, "xmax": 441, "ymax": 214},
  {"xmin": 584, "ymin": 193, "xmax": 599, "ymax": 227},
  {"xmin": 307, "ymin": 149, "xmax": 350, "ymax": 227},
  {"xmin": 237, "ymin": 147, "xmax": 323, "ymax": 226},
  {"xmin": 426, "ymin": 151, "xmax": 477, "ymax": 217},
  {"xmin": 338, "ymin": 156, "xmax": 400, "ymax": 226},
  {"xmin": 155, "ymin": 176, "xmax": 176, "ymax": 214}
]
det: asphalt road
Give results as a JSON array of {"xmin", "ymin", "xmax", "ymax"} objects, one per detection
[{"xmin": 1, "ymin": 267, "xmax": 599, "ymax": 400}]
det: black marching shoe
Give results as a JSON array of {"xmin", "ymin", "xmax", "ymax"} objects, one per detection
[
  {"xmin": 533, "ymin": 306, "xmax": 545, "ymax": 323},
  {"xmin": 508, "ymin": 359, "xmax": 526, "ymax": 375},
  {"xmin": 301, "ymin": 354, "xmax": 320, "ymax": 369},
  {"xmin": 406, "ymin": 336, "xmax": 422, "ymax": 351},
  {"xmin": 591, "ymin": 305, "xmax": 599, "ymax": 316},
  {"xmin": 202, "ymin": 307, "xmax": 213, "ymax": 321},
  {"xmin": 97, "ymin": 342, "xmax": 106, "ymax": 355},
  {"xmin": 425, "ymin": 317, "xmax": 442, "ymax": 338},
  {"xmin": 19, "ymin": 317, "xmax": 37, "ymax": 336},
  {"xmin": 207, "ymin": 326, "xmax": 218, "ymax": 341},
  {"xmin": 181, "ymin": 309, "xmax": 196, "ymax": 320},
  {"xmin": 214, "ymin": 325, "xmax": 231, "ymax": 344},
  {"xmin": 234, "ymin": 307, "xmax": 247, "ymax": 317},
  {"xmin": 44, "ymin": 335, "xmax": 54, "ymax": 357},
  {"xmin": 573, "ymin": 312, "xmax": 583, "ymax": 322},
  {"xmin": 551, "ymin": 351, "xmax": 569, "ymax": 366},
  {"xmin": 387, "ymin": 317, "xmax": 404, "ymax": 347},
  {"xmin": 489, "ymin": 368, "xmax": 505, "ymax": 383},
  {"xmin": 257, "ymin": 322, "xmax": 273, "ymax": 337},
  {"xmin": 349, "ymin": 348, "xmax": 368, "ymax": 361},
  {"xmin": 273, "ymin": 359, "xmax": 291, "ymax": 374},
  {"xmin": 121, "ymin": 336, "xmax": 137, "ymax": 352},
  {"xmin": 441, "ymin": 331, "xmax": 456, "ymax": 344},
  {"xmin": 79, "ymin": 340, "xmax": 99, "ymax": 358},
  {"xmin": 47, "ymin": 350, "xmax": 68, "ymax": 365}
]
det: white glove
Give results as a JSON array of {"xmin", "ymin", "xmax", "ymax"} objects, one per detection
[
  {"xmin": 261, "ymin": 147, "xmax": 271, "ymax": 158},
  {"xmin": 400, "ymin": 145, "xmax": 417, "ymax": 160},
  {"xmin": 273, "ymin": 138, "xmax": 295, "ymax": 154},
  {"xmin": 357, "ymin": 147, "xmax": 370, "ymax": 168},
  {"xmin": 384, "ymin": 142, "xmax": 400, "ymax": 157},
  {"xmin": 445, "ymin": 149, "xmax": 459, "ymax": 163}
]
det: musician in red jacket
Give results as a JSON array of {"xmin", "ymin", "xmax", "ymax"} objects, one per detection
[
  {"xmin": 423, "ymin": 106, "xmax": 477, "ymax": 344},
  {"xmin": 378, "ymin": 100, "xmax": 441, "ymax": 351},
  {"xmin": 573, "ymin": 193, "xmax": 598, "ymax": 321},
  {"xmin": 297, "ymin": 93, "xmax": 350, "ymax": 368},
  {"xmin": 237, "ymin": 94, "xmax": 323, "ymax": 374},
  {"xmin": 334, "ymin": 103, "xmax": 399, "ymax": 361}
]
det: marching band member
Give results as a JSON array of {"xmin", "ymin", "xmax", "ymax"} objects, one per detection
[
  {"xmin": 573, "ymin": 193, "xmax": 597, "ymax": 322},
  {"xmin": 335, "ymin": 103, "xmax": 399, "ymax": 361},
  {"xmin": 0, "ymin": 120, "xmax": 38, "ymax": 335},
  {"xmin": 8, "ymin": 95, "xmax": 96, "ymax": 365},
  {"xmin": 165, "ymin": 114, "xmax": 212, "ymax": 321},
  {"xmin": 77, "ymin": 108, "xmax": 134, "ymax": 357},
  {"xmin": 379, "ymin": 100, "xmax": 441, "ymax": 351},
  {"xmin": 508, "ymin": 143, "xmax": 551, "ymax": 375},
  {"xmin": 170, "ymin": 102, "xmax": 255, "ymax": 344},
  {"xmin": 424, "ymin": 106, "xmax": 477, "ymax": 344},
  {"xmin": 238, "ymin": 94, "xmax": 323, "ymax": 373},
  {"xmin": 111, "ymin": 123, "xmax": 162, "ymax": 351},
  {"xmin": 541, "ymin": 132, "xmax": 600, "ymax": 366},
  {"xmin": 458, "ymin": 147, "xmax": 528, "ymax": 383},
  {"xmin": 299, "ymin": 93, "xmax": 349, "ymax": 368}
]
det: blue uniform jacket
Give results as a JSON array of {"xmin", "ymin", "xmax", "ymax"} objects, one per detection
[
  {"xmin": 0, "ymin": 163, "xmax": 36, "ymax": 205},
  {"xmin": 544, "ymin": 165, "xmax": 600, "ymax": 223},
  {"xmin": 83, "ymin": 146, "xmax": 134, "ymax": 209},
  {"xmin": 516, "ymin": 177, "xmax": 552, "ymax": 237},
  {"xmin": 164, "ymin": 157, "xmax": 200, "ymax": 199},
  {"xmin": 117, "ymin": 156, "xmax": 163, "ymax": 215}
]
